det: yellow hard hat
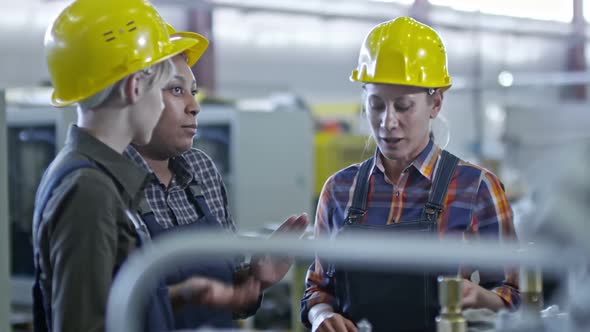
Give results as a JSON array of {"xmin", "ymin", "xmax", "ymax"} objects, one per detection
[
  {"xmin": 350, "ymin": 17, "xmax": 452, "ymax": 90},
  {"xmin": 165, "ymin": 24, "xmax": 209, "ymax": 67},
  {"xmin": 45, "ymin": 0, "xmax": 200, "ymax": 107}
]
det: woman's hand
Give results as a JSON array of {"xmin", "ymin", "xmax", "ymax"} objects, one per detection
[
  {"xmin": 170, "ymin": 276, "xmax": 261, "ymax": 312},
  {"xmin": 313, "ymin": 312, "xmax": 358, "ymax": 332},
  {"xmin": 252, "ymin": 213, "xmax": 308, "ymax": 289},
  {"xmin": 462, "ymin": 279, "xmax": 506, "ymax": 311}
]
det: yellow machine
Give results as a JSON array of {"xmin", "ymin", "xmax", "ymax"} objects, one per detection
[
  {"xmin": 314, "ymin": 132, "xmax": 375, "ymax": 197},
  {"xmin": 310, "ymin": 102, "xmax": 376, "ymax": 198}
]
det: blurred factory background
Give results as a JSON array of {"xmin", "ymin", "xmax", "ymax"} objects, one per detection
[{"xmin": 2, "ymin": 0, "xmax": 590, "ymax": 331}]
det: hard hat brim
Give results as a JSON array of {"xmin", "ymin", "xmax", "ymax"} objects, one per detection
[
  {"xmin": 171, "ymin": 31, "xmax": 209, "ymax": 67},
  {"xmin": 50, "ymin": 36, "xmax": 200, "ymax": 107},
  {"xmin": 350, "ymin": 69, "xmax": 452, "ymax": 91}
]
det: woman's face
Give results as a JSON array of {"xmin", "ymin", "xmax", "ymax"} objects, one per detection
[
  {"xmin": 364, "ymin": 83, "xmax": 442, "ymax": 163},
  {"xmin": 140, "ymin": 54, "xmax": 200, "ymax": 158}
]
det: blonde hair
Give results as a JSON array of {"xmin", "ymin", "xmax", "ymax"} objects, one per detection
[{"xmin": 78, "ymin": 58, "xmax": 175, "ymax": 111}]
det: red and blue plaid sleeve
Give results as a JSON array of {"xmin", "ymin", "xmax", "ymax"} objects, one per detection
[
  {"xmin": 472, "ymin": 170, "xmax": 520, "ymax": 308},
  {"xmin": 300, "ymin": 176, "xmax": 340, "ymax": 327}
]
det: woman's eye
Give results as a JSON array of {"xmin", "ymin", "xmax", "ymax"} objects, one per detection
[
  {"xmin": 368, "ymin": 96, "xmax": 386, "ymax": 111},
  {"xmin": 171, "ymin": 87, "xmax": 183, "ymax": 96},
  {"xmin": 394, "ymin": 103, "xmax": 411, "ymax": 112}
]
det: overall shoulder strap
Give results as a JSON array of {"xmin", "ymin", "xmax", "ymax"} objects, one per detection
[
  {"xmin": 423, "ymin": 150, "xmax": 460, "ymax": 221},
  {"xmin": 35, "ymin": 161, "xmax": 97, "ymax": 220},
  {"xmin": 345, "ymin": 157, "xmax": 374, "ymax": 226},
  {"xmin": 33, "ymin": 160, "xmax": 99, "ymax": 332}
]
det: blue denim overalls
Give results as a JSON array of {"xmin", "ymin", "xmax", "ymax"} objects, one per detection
[
  {"xmin": 329, "ymin": 150, "xmax": 459, "ymax": 332},
  {"xmin": 138, "ymin": 179, "xmax": 235, "ymax": 330}
]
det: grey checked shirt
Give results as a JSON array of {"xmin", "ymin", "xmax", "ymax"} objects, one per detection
[
  {"xmin": 125, "ymin": 146, "xmax": 262, "ymax": 319},
  {"xmin": 125, "ymin": 145, "xmax": 236, "ymax": 233}
]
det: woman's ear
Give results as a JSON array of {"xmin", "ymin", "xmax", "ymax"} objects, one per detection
[
  {"xmin": 429, "ymin": 91, "xmax": 444, "ymax": 119},
  {"xmin": 123, "ymin": 73, "xmax": 142, "ymax": 105},
  {"xmin": 361, "ymin": 87, "xmax": 369, "ymax": 118}
]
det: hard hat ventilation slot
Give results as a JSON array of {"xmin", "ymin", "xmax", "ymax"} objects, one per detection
[
  {"xmin": 103, "ymin": 31, "xmax": 116, "ymax": 42},
  {"xmin": 127, "ymin": 21, "xmax": 137, "ymax": 32}
]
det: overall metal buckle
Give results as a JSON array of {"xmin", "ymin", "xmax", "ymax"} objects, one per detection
[
  {"xmin": 424, "ymin": 203, "xmax": 443, "ymax": 220},
  {"xmin": 346, "ymin": 207, "xmax": 366, "ymax": 225}
]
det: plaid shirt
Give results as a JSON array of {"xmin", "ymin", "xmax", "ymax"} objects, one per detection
[
  {"xmin": 125, "ymin": 146, "xmax": 236, "ymax": 232},
  {"xmin": 125, "ymin": 146, "xmax": 263, "ymax": 318},
  {"xmin": 301, "ymin": 140, "xmax": 520, "ymax": 327}
]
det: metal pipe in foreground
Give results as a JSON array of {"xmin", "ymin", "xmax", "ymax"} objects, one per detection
[{"xmin": 106, "ymin": 231, "xmax": 579, "ymax": 331}]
